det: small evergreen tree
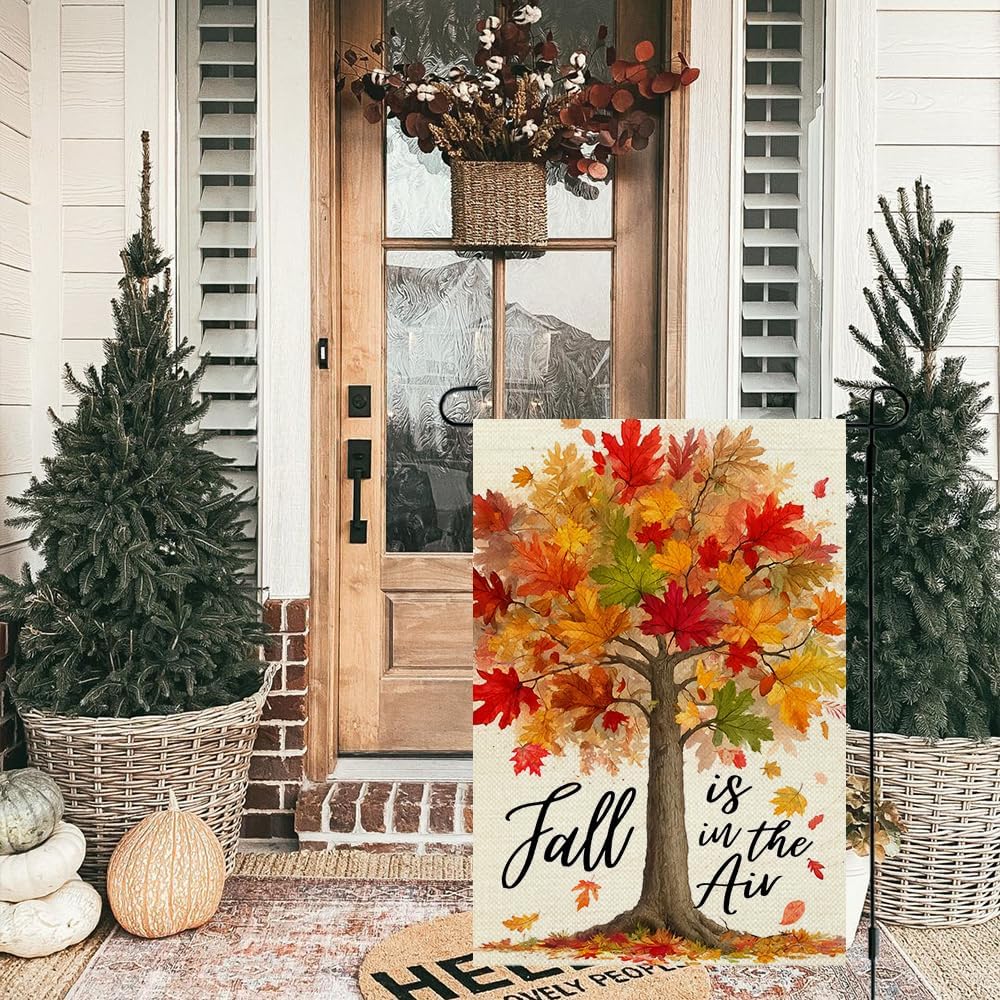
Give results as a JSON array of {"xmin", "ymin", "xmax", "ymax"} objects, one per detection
[
  {"xmin": 839, "ymin": 180, "xmax": 1000, "ymax": 739},
  {"xmin": 0, "ymin": 133, "xmax": 262, "ymax": 717}
]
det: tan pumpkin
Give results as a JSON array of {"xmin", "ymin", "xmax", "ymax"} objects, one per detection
[{"xmin": 106, "ymin": 789, "xmax": 225, "ymax": 939}]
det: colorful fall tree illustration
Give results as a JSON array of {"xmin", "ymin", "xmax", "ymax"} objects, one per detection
[{"xmin": 473, "ymin": 420, "xmax": 846, "ymax": 950}]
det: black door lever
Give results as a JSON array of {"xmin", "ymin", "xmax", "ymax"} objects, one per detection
[{"xmin": 346, "ymin": 439, "xmax": 371, "ymax": 543}]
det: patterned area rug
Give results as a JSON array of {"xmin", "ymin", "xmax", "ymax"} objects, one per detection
[{"xmin": 3, "ymin": 851, "xmax": 939, "ymax": 1000}]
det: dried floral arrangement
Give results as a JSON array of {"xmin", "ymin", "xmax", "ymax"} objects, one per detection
[
  {"xmin": 846, "ymin": 775, "xmax": 905, "ymax": 861},
  {"xmin": 336, "ymin": 4, "xmax": 699, "ymax": 188}
]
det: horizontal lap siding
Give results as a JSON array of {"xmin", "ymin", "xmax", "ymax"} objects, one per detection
[
  {"xmin": 876, "ymin": 3, "xmax": 1000, "ymax": 485},
  {"xmin": 0, "ymin": 0, "xmax": 31, "ymax": 559},
  {"xmin": 58, "ymin": 1, "xmax": 126, "ymax": 471}
]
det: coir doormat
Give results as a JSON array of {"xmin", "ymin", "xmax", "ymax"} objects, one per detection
[{"xmin": 359, "ymin": 912, "xmax": 711, "ymax": 999}]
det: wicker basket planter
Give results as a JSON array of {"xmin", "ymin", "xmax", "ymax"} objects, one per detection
[
  {"xmin": 847, "ymin": 727, "xmax": 1000, "ymax": 926},
  {"xmin": 451, "ymin": 160, "xmax": 547, "ymax": 249},
  {"xmin": 17, "ymin": 663, "xmax": 276, "ymax": 886}
]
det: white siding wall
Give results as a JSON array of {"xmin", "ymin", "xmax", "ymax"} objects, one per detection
[
  {"xmin": 875, "ymin": 1, "xmax": 1000, "ymax": 481},
  {"xmin": 0, "ymin": 0, "xmax": 33, "ymax": 578},
  {"xmin": 1, "ymin": 1, "xmax": 164, "ymax": 579}
]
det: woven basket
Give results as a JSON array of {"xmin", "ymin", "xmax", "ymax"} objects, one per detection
[
  {"xmin": 17, "ymin": 663, "xmax": 276, "ymax": 887},
  {"xmin": 451, "ymin": 160, "xmax": 547, "ymax": 248},
  {"xmin": 847, "ymin": 727, "xmax": 1000, "ymax": 926}
]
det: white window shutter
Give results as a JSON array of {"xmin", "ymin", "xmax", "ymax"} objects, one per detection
[
  {"xmin": 739, "ymin": 1, "xmax": 825, "ymax": 418},
  {"xmin": 180, "ymin": 0, "xmax": 259, "ymax": 573}
]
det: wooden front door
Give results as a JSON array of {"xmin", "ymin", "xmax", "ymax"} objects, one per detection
[{"xmin": 335, "ymin": 0, "xmax": 666, "ymax": 752}]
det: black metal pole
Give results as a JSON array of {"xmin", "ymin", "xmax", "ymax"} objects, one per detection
[{"xmin": 847, "ymin": 385, "xmax": 910, "ymax": 1000}]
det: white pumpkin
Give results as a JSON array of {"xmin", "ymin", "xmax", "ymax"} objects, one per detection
[
  {"xmin": 0, "ymin": 876, "xmax": 102, "ymax": 958},
  {"xmin": 0, "ymin": 821, "xmax": 86, "ymax": 902},
  {"xmin": 0, "ymin": 768, "xmax": 64, "ymax": 854}
]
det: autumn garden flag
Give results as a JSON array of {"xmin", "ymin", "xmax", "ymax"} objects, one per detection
[{"xmin": 472, "ymin": 419, "xmax": 847, "ymax": 966}]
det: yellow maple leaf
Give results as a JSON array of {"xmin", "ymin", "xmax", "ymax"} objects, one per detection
[
  {"xmin": 503, "ymin": 912, "xmax": 540, "ymax": 934},
  {"xmin": 675, "ymin": 699, "xmax": 702, "ymax": 733},
  {"xmin": 771, "ymin": 786, "xmax": 807, "ymax": 818},
  {"xmin": 651, "ymin": 540, "xmax": 692, "ymax": 576},
  {"xmin": 723, "ymin": 594, "xmax": 788, "ymax": 646},
  {"xmin": 773, "ymin": 645, "xmax": 846, "ymax": 695},
  {"xmin": 520, "ymin": 708, "xmax": 566, "ymax": 754},
  {"xmin": 716, "ymin": 561, "xmax": 750, "ymax": 594},
  {"xmin": 636, "ymin": 482, "xmax": 683, "ymax": 525},
  {"xmin": 552, "ymin": 519, "xmax": 592, "ymax": 555},
  {"xmin": 512, "ymin": 466, "xmax": 534, "ymax": 487},
  {"xmin": 695, "ymin": 658, "xmax": 723, "ymax": 700},
  {"xmin": 551, "ymin": 585, "xmax": 630, "ymax": 654},
  {"xmin": 767, "ymin": 681, "xmax": 821, "ymax": 733},
  {"xmin": 762, "ymin": 761, "xmax": 782, "ymax": 779}
]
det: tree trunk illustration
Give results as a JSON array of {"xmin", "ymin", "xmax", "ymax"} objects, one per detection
[{"xmin": 583, "ymin": 661, "xmax": 730, "ymax": 948}]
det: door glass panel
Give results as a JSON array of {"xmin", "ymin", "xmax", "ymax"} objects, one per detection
[
  {"xmin": 504, "ymin": 250, "xmax": 612, "ymax": 418},
  {"xmin": 386, "ymin": 251, "xmax": 492, "ymax": 553},
  {"xmin": 541, "ymin": 0, "xmax": 616, "ymax": 238},
  {"xmin": 385, "ymin": 0, "xmax": 480, "ymax": 238}
]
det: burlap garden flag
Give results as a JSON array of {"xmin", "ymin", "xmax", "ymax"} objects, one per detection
[{"xmin": 472, "ymin": 419, "xmax": 847, "ymax": 966}]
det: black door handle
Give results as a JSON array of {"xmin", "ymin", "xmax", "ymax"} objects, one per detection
[{"xmin": 347, "ymin": 439, "xmax": 371, "ymax": 544}]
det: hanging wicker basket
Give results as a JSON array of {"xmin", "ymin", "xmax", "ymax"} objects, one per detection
[
  {"xmin": 847, "ymin": 727, "xmax": 1000, "ymax": 926},
  {"xmin": 451, "ymin": 160, "xmax": 548, "ymax": 249},
  {"xmin": 17, "ymin": 663, "xmax": 277, "ymax": 888}
]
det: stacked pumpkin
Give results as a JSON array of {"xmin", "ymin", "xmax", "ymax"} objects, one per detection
[{"xmin": 0, "ymin": 769, "xmax": 102, "ymax": 958}]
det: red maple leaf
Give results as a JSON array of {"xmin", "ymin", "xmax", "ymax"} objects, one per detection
[
  {"xmin": 799, "ymin": 532, "xmax": 839, "ymax": 565},
  {"xmin": 807, "ymin": 814, "xmax": 825, "ymax": 831},
  {"xmin": 813, "ymin": 477, "xmax": 829, "ymax": 499},
  {"xmin": 667, "ymin": 429, "xmax": 698, "ymax": 481},
  {"xmin": 592, "ymin": 450, "xmax": 606, "ymax": 475},
  {"xmin": 807, "ymin": 859, "xmax": 825, "ymax": 880},
  {"xmin": 635, "ymin": 521, "xmax": 670, "ymax": 549},
  {"xmin": 743, "ymin": 493, "xmax": 809, "ymax": 557},
  {"xmin": 639, "ymin": 582, "xmax": 723, "ymax": 650},
  {"xmin": 733, "ymin": 749, "xmax": 747, "ymax": 769},
  {"xmin": 473, "ymin": 667, "xmax": 540, "ymax": 729},
  {"xmin": 473, "ymin": 569, "xmax": 512, "ymax": 625},
  {"xmin": 473, "ymin": 490, "xmax": 515, "ymax": 538},
  {"xmin": 599, "ymin": 419, "xmax": 665, "ymax": 502},
  {"xmin": 726, "ymin": 639, "xmax": 760, "ymax": 674},
  {"xmin": 581, "ymin": 428, "xmax": 597, "ymax": 447},
  {"xmin": 698, "ymin": 535, "xmax": 726, "ymax": 570},
  {"xmin": 511, "ymin": 743, "xmax": 549, "ymax": 776},
  {"xmin": 602, "ymin": 709, "xmax": 628, "ymax": 733}
]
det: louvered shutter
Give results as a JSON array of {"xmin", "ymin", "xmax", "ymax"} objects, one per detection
[
  {"xmin": 739, "ymin": 1, "xmax": 825, "ymax": 418},
  {"xmin": 180, "ymin": 0, "xmax": 259, "ymax": 574}
]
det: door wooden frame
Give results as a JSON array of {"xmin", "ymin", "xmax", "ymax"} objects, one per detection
[{"xmin": 305, "ymin": 0, "xmax": 691, "ymax": 780}]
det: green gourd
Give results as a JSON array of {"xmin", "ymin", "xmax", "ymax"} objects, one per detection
[{"xmin": 0, "ymin": 768, "xmax": 64, "ymax": 855}]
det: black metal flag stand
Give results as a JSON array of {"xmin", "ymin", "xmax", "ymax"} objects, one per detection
[{"xmin": 845, "ymin": 385, "xmax": 910, "ymax": 1000}]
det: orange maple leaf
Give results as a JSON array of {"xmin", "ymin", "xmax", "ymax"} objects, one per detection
[
  {"xmin": 792, "ymin": 587, "xmax": 847, "ymax": 636},
  {"xmin": 550, "ymin": 666, "xmax": 614, "ymax": 732},
  {"xmin": 511, "ymin": 536, "xmax": 586, "ymax": 598},
  {"xmin": 573, "ymin": 879, "xmax": 601, "ymax": 910},
  {"xmin": 473, "ymin": 490, "xmax": 515, "ymax": 538}
]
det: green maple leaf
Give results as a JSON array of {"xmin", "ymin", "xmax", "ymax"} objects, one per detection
[
  {"xmin": 590, "ymin": 535, "xmax": 664, "ymax": 608},
  {"xmin": 709, "ymin": 681, "xmax": 774, "ymax": 751}
]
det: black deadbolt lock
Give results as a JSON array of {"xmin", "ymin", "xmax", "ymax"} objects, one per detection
[{"xmin": 348, "ymin": 385, "xmax": 371, "ymax": 418}]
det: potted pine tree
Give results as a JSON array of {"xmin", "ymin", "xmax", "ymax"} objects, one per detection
[
  {"xmin": 0, "ymin": 134, "xmax": 271, "ymax": 883},
  {"xmin": 840, "ymin": 180, "xmax": 1000, "ymax": 926}
]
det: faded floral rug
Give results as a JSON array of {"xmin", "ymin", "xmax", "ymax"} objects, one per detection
[{"xmin": 45, "ymin": 852, "xmax": 935, "ymax": 1000}]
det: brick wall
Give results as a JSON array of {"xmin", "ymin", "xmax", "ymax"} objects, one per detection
[
  {"xmin": 0, "ymin": 623, "xmax": 26, "ymax": 771},
  {"xmin": 241, "ymin": 597, "xmax": 309, "ymax": 840}
]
